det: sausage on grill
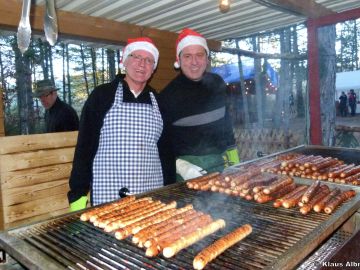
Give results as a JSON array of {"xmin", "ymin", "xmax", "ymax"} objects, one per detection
[
  {"xmin": 162, "ymin": 219, "xmax": 226, "ymax": 258},
  {"xmin": 193, "ymin": 224, "xmax": 252, "ymax": 270},
  {"xmin": 324, "ymin": 190, "xmax": 356, "ymax": 214},
  {"xmin": 301, "ymin": 180, "xmax": 321, "ymax": 204}
]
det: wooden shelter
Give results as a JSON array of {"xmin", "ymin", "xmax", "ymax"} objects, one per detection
[{"xmin": 0, "ymin": 0, "xmax": 360, "ymax": 229}]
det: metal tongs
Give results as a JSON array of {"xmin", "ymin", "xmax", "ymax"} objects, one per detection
[
  {"xmin": 17, "ymin": 0, "xmax": 31, "ymax": 54},
  {"xmin": 44, "ymin": 0, "xmax": 58, "ymax": 46}
]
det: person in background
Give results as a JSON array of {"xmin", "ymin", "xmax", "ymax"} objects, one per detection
[
  {"xmin": 158, "ymin": 28, "xmax": 240, "ymax": 184},
  {"xmin": 338, "ymin": 91, "xmax": 348, "ymax": 117},
  {"xmin": 33, "ymin": 79, "xmax": 79, "ymax": 133},
  {"xmin": 348, "ymin": 89, "xmax": 357, "ymax": 116},
  {"xmin": 68, "ymin": 37, "xmax": 163, "ymax": 211}
]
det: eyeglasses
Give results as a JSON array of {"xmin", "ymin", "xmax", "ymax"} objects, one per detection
[{"xmin": 129, "ymin": 54, "xmax": 155, "ymax": 66}]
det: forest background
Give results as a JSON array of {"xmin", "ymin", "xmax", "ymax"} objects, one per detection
[{"xmin": 0, "ymin": 18, "xmax": 359, "ymax": 137}]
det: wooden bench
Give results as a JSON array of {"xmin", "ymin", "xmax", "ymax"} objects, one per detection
[{"xmin": 0, "ymin": 131, "xmax": 78, "ymax": 230}]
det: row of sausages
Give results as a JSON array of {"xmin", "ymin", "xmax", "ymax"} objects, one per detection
[
  {"xmin": 80, "ymin": 196, "xmax": 252, "ymax": 269},
  {"xmin": 259, "ymin": 153, "xmax": 360, "ymax": 185},
  {"xmin": 187, "ymin": 171, "xmax": 356, "ymax": 215}
]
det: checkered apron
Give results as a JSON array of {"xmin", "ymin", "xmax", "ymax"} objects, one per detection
[{"xmin": 92, "ymin": 82, "xmax": 163, "ymax": 205}]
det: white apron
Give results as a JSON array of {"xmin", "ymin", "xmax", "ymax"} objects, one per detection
[{"xmin": 92, "ymin": 82, "xmax": 163, "ymax": 205}]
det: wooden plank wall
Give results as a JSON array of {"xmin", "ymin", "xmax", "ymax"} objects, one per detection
[{"xmin": 0, "ymin": 131, "xmax": 78, "ymax": 230}]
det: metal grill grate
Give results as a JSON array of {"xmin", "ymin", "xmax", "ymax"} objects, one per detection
[{"xmin": 7, "ymin": 182, "xmax": 358, "ymax": 270}]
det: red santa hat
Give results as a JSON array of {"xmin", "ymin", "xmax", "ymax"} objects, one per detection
[
  {"xmin": 174, "ymin": 28, "xmax": 209, "ymax": 69},
  {"xmin": 120, "ymin": 37, "xmax": 159, "ymax": 69}
]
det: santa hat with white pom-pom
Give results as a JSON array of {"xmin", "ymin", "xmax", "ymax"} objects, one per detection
[
  {"xmin": 120, "ymin": 37, "xmax": 159, "ymax": 70},
  {"xmin": 174, "ymin": 28, "xmax": 209, "ymax": 69}
]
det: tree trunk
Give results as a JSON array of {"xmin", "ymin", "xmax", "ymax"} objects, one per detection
[
  {"xmin": 318, "ymin": 25, "xmax": 336, "ymax": 146},
  {"xmin": 292, "ymin": 29, "xmax": 305, "ymax": 118},
  {"xmin": 48, "ymin": 44, "xmax": 54, "ymax": 83},
  {"xmin": 91, "ymin": 48, "xmax": 97, "ymax": 87},
  {"xmin": 101, "ymin": 48, "xmax": 105, "ymax": 84},
  {"xmin": 252, "ymin": 36, "xmax": 264, "ymax": 128},
  {"xmin": 236, "ymin": 40, "xmax": 250, "ymax": 128},
  {"xmin": 0, "ymin": 46, "xmax": 6, "ymax": 90},
  {"xmin": 12, "ymin": 38, "xmax": 34, "ymax": 134},
  {"xmin": 38, "ymin": 39, "xmax": 49, "ymax": 79},
  {"xmin": 107, "ymin": 49, "xmax": 116, "ymax": 80},
  {"xmin": 62, "ymin": 43, "xmax": 66, "ymax": 101},
  {"xmin": 354, "ymin": 21, "xmax": 358, "ymax": 70},
  {"xmin": 80, "ymin": 44, "xmax": 89, "ymax": 96},
  {"xmin": 66, "ymin": 44, "xmax": 72, "ymax": 105}
]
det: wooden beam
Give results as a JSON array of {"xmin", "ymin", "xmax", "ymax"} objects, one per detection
[
  {"xmin": 221, "ymin": 47, "xmax": 307, "ymax": 60},
  {"xmin": 254, "ymin": 0, "xmax": 334, "ymax": 19},
  {"xmin": 0, "ymin": 0, "xmax": 221, "ymax": 50},
  {"xmin": 307, "ymin": 6, "xmax": 360, "ymax": 28}
]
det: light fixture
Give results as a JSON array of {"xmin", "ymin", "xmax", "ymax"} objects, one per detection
[{"xmin": 219, "ymin": 0, "xmax": 230, "ymax": 13}]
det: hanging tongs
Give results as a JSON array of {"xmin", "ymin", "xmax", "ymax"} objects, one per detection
[
  {"xmin": 17, "ymin": 0, "xmax": 31, "ymax": 54},
  {"xmin": 44, "ymin": 0, "xmax": 58, "ymax": 46}
]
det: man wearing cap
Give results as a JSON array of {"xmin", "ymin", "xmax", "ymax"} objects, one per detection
[
  {"xmin": 34, "ymin": 79, "xmax": 79, "ymax": 133},
  {"xmin": 68, "ymin": 37, "xmax": 163, "ymax": 211},
  {"xmin": 158, "ymin": 28, "xmax": 239, "ymax": 183}
]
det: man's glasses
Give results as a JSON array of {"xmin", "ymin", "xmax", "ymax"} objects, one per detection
[{"xmin": 129, "ymin": 54, "xmax": 155, "ymax": 66}]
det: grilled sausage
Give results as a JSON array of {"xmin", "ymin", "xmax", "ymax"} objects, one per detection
[
  {"xmin": 328, "ymin": 164, "xmax": 355, "ymax": 178},
  {"xmin": 255, "ymin": 182, "xmax": 296, "ymax": 204},
  {"xmin": 273, "ymin": 185, "xmax": 307, "ymax": 208},
  {"xmin": 324, "ymin": 190, "xmax": 356, "ymax": 214},
  {"xmin": 193, "ymin": 224, "xmax": 252, "ymax": 270},
  {"xmin": 162, "ymin": 219, "xmax": 226, "ymax": 258},
  {"xmin": 301, "ymin": 180, "xmax": 321, "ymax": 204},
  {"xmin": 281, "ymin": 186, "xmax": 308, "ymax": 208},
  {"xmin": 313, "ymin": 188, "xmax": 341, "ymax": 213},
  {"xmin": 145, "ymin": 214, "xmax": 213, "ymax": 257},
  {"xmin": 80, "ymin": 195, "xmax": 136, "ymax": 221},
  {"xmin": 103, "ymin": 201, "xmax": 165, "ymax": 231},
  {"xmin": 340, "ymin": 165, "xmax": 360, "ymax": 178},
  {"xmin": 93, "ymin": 197, "xmax": 153, "ymax": 226},
  {"xmin": 263, "ymin": 177, "xmax": 294, "ymax": 195},
  {"xmin": 134, "ymin": 210, "xmax": 200, "ymax": 247},
  {"xmin": 299, "ymin": 185, "xmax": 330, "ymax": 215},
  {"xmin": 186, "ymin": 172, "xmax": 220, "ymax": 188},
  {"xmin": 115, "ymin": 205, "xmax": 186, "ymax": 240}
]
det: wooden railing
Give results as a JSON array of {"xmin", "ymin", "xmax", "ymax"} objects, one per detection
[{"xmin": 0, "ymin": 131, "xmax": 78, "ymax": 230}]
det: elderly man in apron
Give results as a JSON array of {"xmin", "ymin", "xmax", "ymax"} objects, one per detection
[{"xmin": 68, "ymin": 37, "xmax": 163, "ymax": 211}]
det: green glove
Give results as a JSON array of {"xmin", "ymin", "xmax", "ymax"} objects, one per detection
[
  {"xmin": 70, "ymin": 196, "xmax": 88, "ymax": 212},
  {"xmin": 225, "ymin": 147, "xmax": 240, "ymax": 166}
]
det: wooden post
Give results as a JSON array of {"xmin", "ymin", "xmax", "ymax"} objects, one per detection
[{"xmin": 307, "ymin": 19, "xmax": 322, "ymax": 145}]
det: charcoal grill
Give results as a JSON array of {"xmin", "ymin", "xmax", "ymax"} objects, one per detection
[{"xmin": 1, "ymin": 145, "xmax": 360, "ymax": 270}]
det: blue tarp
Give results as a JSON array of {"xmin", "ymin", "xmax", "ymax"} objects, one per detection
[{"xmin": 211, "ymin": 62, "xmax": 279, "ymax": 86}]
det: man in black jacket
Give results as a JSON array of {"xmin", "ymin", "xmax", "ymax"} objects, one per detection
[
  {"xmin": 158, "ymin": 28, "xmax": 240, "ymax": 184},
  {"xmin": 34, "ymin": 79, "xmax": 79, "ymax": 133}
]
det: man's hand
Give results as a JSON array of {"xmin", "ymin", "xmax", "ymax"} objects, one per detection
[
  {"xmin": 176, "ymin": 159, "xmax": 207, "ymax": 180},
  {"xmin": 70, "ymin": 196, "xmax": 88, "ymax": 212}
]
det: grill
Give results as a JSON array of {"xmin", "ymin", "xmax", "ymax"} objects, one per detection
[
  {"xmin": 1, "ymin": 179, "xmax": 360, "ymax": 270},
  {"xmin": 1, "ymin": 145, "xmax": 360, "ymax": 270}
]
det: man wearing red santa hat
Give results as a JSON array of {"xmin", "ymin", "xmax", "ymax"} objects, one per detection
[
  {"xmin": 68, "ymin": 37, "xmax": 164, "ymax": 210},
  {"xmin": 158, "ymin": 28, "xmax": 240, "ymax": 183}
]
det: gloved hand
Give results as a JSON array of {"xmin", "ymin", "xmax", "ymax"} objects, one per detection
[
  {"xmin": 176, "ymin": 159, "xmax": 207, "ymax": 180},
  {"xmin": 70, "ymin": 196, "xmax": 88, "ymax": 212},
  {"xmin": 224, "ymin": 147, "xmax": 240, "ymax": 166}
]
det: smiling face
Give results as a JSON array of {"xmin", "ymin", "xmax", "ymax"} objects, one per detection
[
  {"xmin": 124, "ymin": 49, "xmax": 155, "ymax": 92},
  {"xmin": 179, "ymin": 45, "xmax": 208, "ymax": 81}
]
